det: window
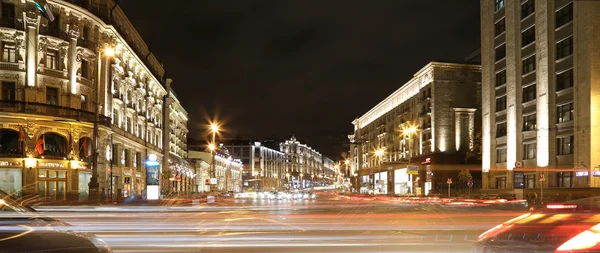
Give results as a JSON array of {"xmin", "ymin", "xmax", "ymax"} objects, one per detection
[
  {"xmin": 1, "ymin": 82, "xmax": 15, "ymax": 101},
  {"xmin": 495, "ymin": 0, "xmax": 505, "ymax": 11},
  {"xmin": 557, "ymin": 136, "xmax": 573, "ymax": 155},
  {"xmin": 525, "ymin": 174, "xmax": 535, "ymax": 188},
  {"xmin": 496, "ymin": 96, "xmax": 506, "ymax": 112},
  {"xmin": 523, "ymin": 84, "xmax": 536, "ymax": 102},
  {"xmin": 81, "ymin": 59, "xmax": 89, "ymax": 78},
  {"xmin": 496, "ymin": 122, "xmax": 507, "ymax": 137},
  {"xmin": 112, "ymin": 109, "xmax": 120, "ymax": 126},
  {"xmin": 46, "ymin": 87, "xmax": 58, "ymax": 105},
  {"xmin": 111, "ymin": 144, "xmax": 118, "ymax": 165},
  {"xmin": 126, "ymin": 116, "xmax": 132, "ymax": 132},
  {"xmin": 556, "ymin": 69, "xmax": 573, "ymax": 91},
  {"xmin": 521, "ymin": 0, "xmax": 535, "ymax": 18},
  {"xmin": 557, "ymin": 103, "xmax": 573, "ymax": 123},
  {"xmin": 522, "ymin": 55, "xmax": 536, "ymax": 74},
  {"xmin": 496, "ymin": 148, "xmax": 507, "ymax": 163},
  {"xmin": 556, "ymin": 3, "xmax": 573, "ymax": 28},
  {"xmin": 495, "ymin": 19, "xmax": 505, "ymax": 36},
  {"xmin": 523, "ymin": 114, "xmax": 537, "ymax": 131},
  {"xmin": 1, "ymin": 42, "xmax": 16, "ymax": 63},
  {"xmin": 80, "ymin": 95, "xmax": 87, "ymax": 111},
  {"xmin": 496, "ymin": 176, "xmax": 506, "ymax": 189},
  {"xmin": 496, "ymin": 70, "xmax": 506, "ymax": 87},
  {"xmin": 45, "ymin": 49, "xmax": 59, "ymax": 70},
  {"xmin": 556, "ymin": 37, "xmax": 573, "ymax": 60},
  {"xmin": 495, "ymin": 44, "xmax": 506, "ymax": 61},
  {"xmin": 524, "ymin": 143, "xmax": 536, "ymax": 159},
  {"xmin": 1, "ymin": 2, "xmax": 15, "ymax": 28},
  {"xmin": 522, "ymin": 27, "xmax": 535, "ymax": 46},
  {"xmin": 557, "ymin": 172, "xmax": 573, "ymax": 188}
]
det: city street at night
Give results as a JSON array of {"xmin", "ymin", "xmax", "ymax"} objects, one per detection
[{"xmin": 33, "ymin": 198, "xmax": 525, "ymax": 253}]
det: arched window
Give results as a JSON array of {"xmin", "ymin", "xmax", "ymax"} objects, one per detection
[
  {"xmin": 36, "ymin": 133, "xmax": 67, "ymax": 158},
  {"xmin": 78, "ymin": 137, "xmax": 92, "ymax": 162},
  {"xmin": 0, "ymin": 129, "xmax": 21, "ymax": 157}
]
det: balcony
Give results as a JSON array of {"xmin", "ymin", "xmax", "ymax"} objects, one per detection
[
  {"xmin": 77, "ymin": 38, "xmax": 96, "ymax": 51},
  {"xmin": 0, "ymin": 62, "xmax": 19, "ymax": 71},
  {"xmin": 0, "ymin": 100, "xmax": 111, "ymax": 126}
]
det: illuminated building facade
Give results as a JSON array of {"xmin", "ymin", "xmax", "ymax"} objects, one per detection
[
  {"xmin": 188, "ymin": 149, "xmax": 242, "ymax": 193},
  {"xmin": 280, "ymin": 136, "xmax": 336, "ymax": 191},
  {"xmin": 481, "ymin": 0, "xmax": 600, "ymax": 199},
  {"xmin": 166, "ymin": 89, "xmax": 195, "ymax": 194},
  {"xmin": 0, "ymin": 0, "xmax": 175, "ymax": 200},
  {"xmin": 349, "ymin": 62, "xmax": 481, "ymax": 196}
]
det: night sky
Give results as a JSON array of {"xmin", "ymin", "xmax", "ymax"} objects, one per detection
[{"xmin": 119, "ymin": 1, "xmax": 480, "ymax": 159}]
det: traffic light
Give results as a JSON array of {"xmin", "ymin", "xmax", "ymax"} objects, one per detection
[{"xmin": 33, "ymin": 0, "xmax": 55, "ymax": 22}]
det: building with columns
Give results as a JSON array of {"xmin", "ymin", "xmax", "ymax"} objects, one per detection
[
  {"xmin": 165, "ymin": 89, "xmax": 195, "ymax": 195},
  {"xmin": 280, "ymin": 136, "xmax": 335, "ymax": 191},
  {"xmin": 0, "ymin": 0, "xmax": 180, "ymax": 200},
  {"xmin": 349, "ymin": 62, "xmax": 481, "ymax": 196},
  {"xmin": 481, "ymin": 0, "xmax": 600, "ymax": 200}
]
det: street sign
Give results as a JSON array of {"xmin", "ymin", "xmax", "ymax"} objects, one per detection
[
  {"xmin": 447, "ymin": 178, "xmax": 452, "ymax": 184},
  {"xmin": 540, "ymin": 174, "xmax": 545, "ymax": 181},
  {"xmin": 467, "ymin": 180, "xmax": 473, "ymax": 188},
  {"xmin": 515, "ymin": 161, "xmax": 522, "ymax": 168},
  {"xmin": 210, "ymin": 178, "xmax": 217, "ymax": 184}
]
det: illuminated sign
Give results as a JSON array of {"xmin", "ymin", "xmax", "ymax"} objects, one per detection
[
  {"xmin": 146, "ymin": 154, "xmax": 160, "ymax": 186},
  {"xmin": 575, "ymin": 171, "xmax": 600, "ymax": 177},
  {"xmin": 40, "ymin": 162, "xmax": 66, "ymax": 168}
]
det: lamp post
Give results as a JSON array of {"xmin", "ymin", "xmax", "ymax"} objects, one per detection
[
  {"xmin": 374, "ymin": 148, "xmax": 384, "ymax": 195},
  {"xmin": 402, "ymin": 124, "xmax": 418, "ymax": 195},
  {"xmin": 89, "ymin": 46, "xmax": 114, "ymax": 200},
  {"xmin": 209, "ymin": 123, "xmax": 218, "ymax": 193}
]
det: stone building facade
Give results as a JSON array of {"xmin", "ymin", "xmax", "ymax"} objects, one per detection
[
  {"xmin": 481, "ymin": 0, "xmax": 600, "ymax": 200},
  {"xmin": 349, "ymin": 62, "xmax": 481, "ymax": 196},
  {"xmin": 280, "ymin": 136, "xmax": 336, "ymax": 191},
  {"xmin": 0, "ymin": 0, "xmax": 178, "ymax": 200}
]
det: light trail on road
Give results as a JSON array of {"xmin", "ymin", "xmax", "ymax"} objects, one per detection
[{"xmin": 33, "ymin": 200, "xmax": 524, "ymax": 252}]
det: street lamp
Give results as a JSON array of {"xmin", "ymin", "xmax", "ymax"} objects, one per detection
[
  {"xmin": 90, "ymin": 46, "xmax": 114, "ymax": 200},
  {"xmin": 209, "ymin": 123, "xmax": 219, "ymax": 193}
]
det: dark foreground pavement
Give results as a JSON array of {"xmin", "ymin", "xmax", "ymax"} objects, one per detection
[{"xmin": 35, "ymin": 199, "xmax": 526, "ymax": 253}]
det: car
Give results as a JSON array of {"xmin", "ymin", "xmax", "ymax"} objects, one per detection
[
  {"xmin": 0, "ymin": 191, "xmax": 112, "ymax": 253},
  {"xmin": 473, "ymin": 196, "xmax": 600, "ymax": 252}
]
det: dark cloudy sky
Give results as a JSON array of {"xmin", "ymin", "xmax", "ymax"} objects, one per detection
[{"xmin": 119, "ymin": 0, "xmax": 480, "ymax": 159}]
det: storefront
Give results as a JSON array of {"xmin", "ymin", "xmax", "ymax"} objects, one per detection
[
  {"xmin": 37, "ymin": 160, "xmax": 69, "ymax": 200},
  {"xmin": 0, "ymin": 160, "xmax": 23, "ymax": 197},
  {"xmin": 374, "ymin": 171, "xmax": 388, "ymax": 194}
]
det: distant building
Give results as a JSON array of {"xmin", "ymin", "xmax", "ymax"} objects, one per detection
[
  {"xmin": 349, "ymin": 62, "xmax": 481, "ymax": 196},
  {"xmin": 188, "ymin": 149, "xmax": 242, "ymax": 193},
  {"xmin": 480, "ymin": 0, "xmax": 600, "ymax": 200},
  {"xmin": 280, "ymin": 136, "xmax": 336, "ymax": 191}
]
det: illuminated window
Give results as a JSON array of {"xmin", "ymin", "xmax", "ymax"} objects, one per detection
[
  {"xmin": 556, "ymin": 36, "xmax": 573, "ymax": 60},
  {"xmin": 522, "ymin": 27, "xmax": 535, "ymax": 46},
  {"xmin": 1, "ymin": 42, "xmax": 16, "ymax": 63},
  {"xmin": 523, "ymin": 114, "xmax": 537, "ymax": 131},
  {"xmin": 495, "ymin": 176, "xmax": 506, "ymax": 189},
  {"xmin": 495, "ymin": 70, "xmax": 506, "ymax": 87},
  {"xmin": 496, "ymin": 122, "xmax": 507, "ymax": 137},
  {"xmin": 523, "ymin": 143, "xmax": 536, "ymax": 159},
  {"xmin": 45, "ymin": 49, "xmax": 59, "ymax": 70},
  {"xmin": 495, "ymin": 0, "xmax": 505, "ymax": 11},
  {"xmin": 557, "ymin": 103, "xmax": 573, "ymax": 123},
  {"xmin": 522, "ymin": 55, "xmax": 536, "ymax": 74},
  {"xmin": 496, "ymin": 96, "xmax": 506, "ymax": 112},
  {"xmin": 496, "ymin": 148, "xmax": 507, "ymax": 163},
  {"xmin": 523, "ymin": 84, "xmax": 536, "ymax": 102},
  {"xmin": 556, "ymin": 3, "xmax": 573, "ymax": 28},
  {"xmin": 495, "ymin": 44, "xmax": 506, "ymax": 61},
  {"xmin": 557, "ymin": 172, "xmax": 573, "ymax": 188},
  {"xmin": 557, "ymin": 136, "xmax": 573, "ymax": 155},
  {"xmin": 521, "ymin": 0, "xmax": 535, "ymax": 19},
  {"xmin": 495, "ymin": 18, "xmax": 505, "ymax": 36},
  {"xmin": 556, "ymin": 69, "xmax": 573, "ymax": 91},
  {"xmin": 525, "ymin": 174, "xmax": 535, "ymax": 188}
]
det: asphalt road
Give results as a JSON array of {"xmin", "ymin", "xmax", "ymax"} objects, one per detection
[{"xmin": 35, "ymin": 199, "xmax": 526, "ymax": 253}]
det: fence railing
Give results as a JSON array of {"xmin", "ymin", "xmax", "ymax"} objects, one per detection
[{"xmin": 0, "ymin": 100, "xmax": 111, "ymax": 127}]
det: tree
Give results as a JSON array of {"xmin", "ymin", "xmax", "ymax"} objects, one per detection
[
  {"xmin": 458, "ymin": 169, "xmax": 473, "ymax": 184},
  {"xmin": 465, "ymin": 132, "xmax": 482, "ymax": 161}
]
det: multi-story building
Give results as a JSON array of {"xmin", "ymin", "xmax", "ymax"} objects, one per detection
[
  {"xmin": 0, "ymin": 0, "xmax": 179, "ymax": 200},
  {"xmin": 280, "ymin": 136, "xmax": 329, "ymax": 191},
  {"xmin": 188, "ymin": 149, "xmax": 243, "ymax": 193},
  {"xmin": 349, "ymin": 62, "xmax": 481, "ymax": 196},
  {"xmin": 217, "ymin": 139, "xmax": 286, "ymax": 192},
  {"xmin": 166, "ymin": 89, "xmax": 194, "ymax": 194},
  {"xmin": 481, "ymin": 0, "xmax": 600, "ymax": 200}
]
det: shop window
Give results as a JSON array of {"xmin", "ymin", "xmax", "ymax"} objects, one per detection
[{"xmin": 0, "ymin": 169, "xmax": 22, "ymax": 196}]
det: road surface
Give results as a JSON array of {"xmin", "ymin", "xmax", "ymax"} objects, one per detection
[{"xmin": 35, "ymin": 198, "xmax": 525, "ymax": 253}]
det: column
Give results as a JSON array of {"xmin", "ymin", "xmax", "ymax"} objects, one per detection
[
  {"xmin": 67, "ymin": 27, "xmax": 80, "ymax": 106},
  {"xmin": 25, "ymin": 15, "xmax": 39, "ymax": 97},
  {"xmin": 161, "ymin": 79, "xmax": 172, "ymax": 195}
]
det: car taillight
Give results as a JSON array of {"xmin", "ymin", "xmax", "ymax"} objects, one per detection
[
  {"xmin": 555, "ymin": 224, "xmax": 600, "ymax": 252},
  {"xmin": 546, "ymin": 204, "xmax": 577, "ymax": 210}
]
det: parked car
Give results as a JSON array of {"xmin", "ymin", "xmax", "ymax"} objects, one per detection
[{"xmin": 0, "ymin": 191, "xmax": 112, "ymax": 253}]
